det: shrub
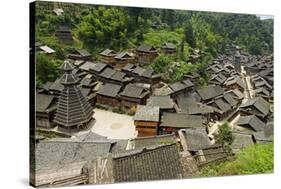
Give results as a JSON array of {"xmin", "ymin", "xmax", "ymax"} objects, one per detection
[
  {"xmin": 214, "ymin": 122, "xmax": 234, "ymax": 152},
  {"xmin": 199, "ymin": 143, "xmax": 274, "ymax": 176}
]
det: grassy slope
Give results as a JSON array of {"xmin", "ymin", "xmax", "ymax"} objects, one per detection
[{"xmin": 199, "ymin": 143, "xmax": 274, "ymax": 177}]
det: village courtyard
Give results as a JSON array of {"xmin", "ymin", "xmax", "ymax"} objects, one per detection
[{"xmin": 91, "ymin": 108, "xmax": 136, "ymax": 139}]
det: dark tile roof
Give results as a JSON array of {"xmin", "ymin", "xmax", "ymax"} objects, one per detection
[
  {"xmin": 57, "ymin": 26, "xmax": 71, "ymax": 32},
  {"xmin": 224, "ymin": 76, "xmax": 246, "ymax": 89},
  {"xmin": 254, "ymin": 87, "xmax": 270, "ymax": 97},
  {"xmin": 226, "ymin": 89, "xmax": 244, "ymax": 100},
  {"xmin": 239, "ymin": 97, "xmax": 270, "ymax": 116},
  {"xmin": 80, "ymin": 87, "xmax": 91, "ymax": 97},
  {"xmin": 182, "ymin": 79, "xmax": 194, "ymax": 87},
  {"xmin": 97, "ymin": 83, "xmax": 122, "ymax": 97},
  {"xmin": 142, "ymin": 68, "xmax": 155, "ymax": 78},
  {"xmin": 223, "ymin": 93, "xmax": 238, "ymax": 107},
  {"xmin": 110, "ymin": 71, "xmax": 126, "ymax": 81},
  {"xmin": 131, "ymin": 134, "xmax": 177, "ymax": 149},
  {"xmin": 41, "ymin": 81, "xmax": 53, "ymax": 91},
  {"xmin": 161, "ymin": 42, "xmax": 176, "ymax": 49},
  {"xmin": 236, "ymin": 115, "xmax": 266, "ymax": 132},
  {"xmin": 90, "ymin": 62, "xmax": 108, "ymax": 73},
  {"xmin": 181, "ymin": 128, "xmax": 212, "ymax": 151},
  {"xmin": 36, "ymin": 93, "xmax": 56, "ymax": 113},
  {"xmin": 184, "ymin": 72, "xmax": 200, "ymax": 79},
  {"xmin": 136, "ymin": 44, "xmax": 157, "ymax": 52},
  {"xmin": 153, "ymin": 85, "xmax": 174, "ymax": 96},
  {"xmin": 76, "ymin": 131, "xmax": 108, "ymax": 142},
  {"xmin": 112, "ymin": 144, "xmax": 183, "ymax": 182},
  {"xmin": 213, "ymin": 98, "xmax": 231, "ymax": 113},
  {"xmin": 231, "ymin": 133, "xmax": 254, "ymax": 152},
  {"xmin": 169, "ymin": 81, "xmax": 186, "ymax": 92},
  {"xmin": 160, "ymin": 113, "xmax": 204, "ymax": 128},
  {"xmin": 253, "ymin": 131, "xmax": 273, "ymax": 143},
  {"xmin": 177, "ymin": 95, "xmax": 214, "ymax": 114},
  {"xmin": 147, "ymin": 96, "xmax": 174, "ymax": 110},
  {"xmin": 100, "ymin": 49, "xmax": 116, "ymax": 56},
  {"xmin": 99, "ymin": 67, "xmax": 115, "ymax": 79},
  {"xmin": 122, "ymin": 63, "xmax": 135, "ymax": 71},
  {"xmin": 49, "ymin": 78, "xmax": 64, "ymax": 92},
  {"xmin": 134, "ymin": 105, "xmax": 160, "ymax": 122},
  {"xmin": 196, "ymin": 85, "xmax": 224, "ymax": 101},
  {"xmin": 132, "ymin": 66, "xmax": 146, "ymax": 76},
  {"xmin": 77, "ymin": 49, "xmax": 91, "ymax": 57},
  {"xmin": 115, "ymin": 51, "xmax": 134, "ymax": 59},
  {"xmin": 35, "ymin": 140, "xmax": 112, "ymax": 172},
  {"xmin": 79, "ymin": 61, "xmax": 95, "ymax": 71},
  {"xmin": 209, "ymin": 74, "xmax": 227, "ymax": 84},
  {"xmin": 120, "ymin": 84, "xmax": 149, "ymax": 98},
  {"xmin": 80, "ymin": 77, "xmax": 92, "ymax": 87}
]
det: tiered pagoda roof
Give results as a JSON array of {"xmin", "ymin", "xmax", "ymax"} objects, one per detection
[{"xmin": 54, "ymin": 60, "xmax": 94, "ymax": 128}]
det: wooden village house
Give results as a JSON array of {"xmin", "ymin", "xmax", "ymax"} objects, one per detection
[
  {"xmin": 135, "ymin": 44, "xmax": 158, "ymax": 65},
  {"xmin": 159, "ymin": 113, "xmax": 205, "ymax": 134},
  {"xmin": 119, "ymin": 83, "xmax": 150, "ymax": 111},
  {"xmin": 122, "ymin": 64, "xmax": 161, "ymax": 84},
  {"xmin": 160, "ymin": 42, "xmax": 176, "ymax": 56},
  {"xmin": 239, "ymin": 97, "xmax": 270, "ymax": 120},
  {"xmin": 114, "ymin": 51, "xmax": 136, "ymax": 70},
  {"xmin": 146, "ymin": 95, "xmax": 175, "ymax": 115},
  {"xmin": 96, "ymin": 83, "xmax": 122, "ymax": 108},
  {"xmin": 134, "ymin": 105, "xmax": 160, "ymax": 137},
  {"xmin": 36, "ymin": 93, "xmax": 57, "ymax": 128},
  {"xmin": 68, "ymin": 49, "xmax": 92, "ymax": 61},
  {"xmin": 55, "ymin": 26, "xmax": 73, "ymax": 43},
  {"xmin": 99, "ymin": 49, "xmax": 117, "ymax": 65}
]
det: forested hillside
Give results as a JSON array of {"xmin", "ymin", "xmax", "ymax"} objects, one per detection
[{"xmin": 35, "ymin": 1, "xmax": 273, "ymax": 85}]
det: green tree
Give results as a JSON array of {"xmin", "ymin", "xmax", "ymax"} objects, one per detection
[
  {"xmin": 184, "ymin": 21, "xmax": 196, "ymax": 48},
  {"xmin": 215, "ymin": 122, "xmax": 234, "ymax": 152},
  {"xmin": 36, "ymin": 53, "xmax": 63, "ymax": 86}
]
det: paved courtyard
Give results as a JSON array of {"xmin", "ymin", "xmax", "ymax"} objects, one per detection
[{"xmin": 91, "ymin": 108, "xmax": 136, "ymax": 139}]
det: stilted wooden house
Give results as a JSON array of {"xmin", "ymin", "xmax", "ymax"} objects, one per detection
[
  {"xmin": 55, "ymin": 26, "xmax": 73, "ymax": 43},
  {"xmin": 119, "ymin": 83, "xmax": 150, "ymax": 110},
  {"xmin": 96, "ymin": 83, "xmax": 122, "ymax": 108},
  {"xmin": 36, "ymin": 93, "xmax": 57, "ymax": 128},
  {"xmin": 68, "ymin": 49, "xmax": 92, "ymax": 61},
  {"xmin": 100, "ymin": 49, "xmax": 117, "ymax": 65},
  {"xmin": 54, "ymin": 60, "xmax": 94, "ymax": 133},
  {"xmin": 146, "ymin": 95, "xmax": 175, "ymax": 115},
  {"xmin": 114, "ymin": 51, "xmax": 136, "ymax": 70},
  {"xmin": 209, "ymin": 73, "xmax": 227, "ymax": 86},
  {"xmin": 159, "ymin": 113, "xmax": 205, "ymax": 134},
  {"xmin": 178, "ymin": 128, "xmax": 227, "ymax": 166},
  {"xmin": 224, "ymin": 76, "xmax": 246, "ymax": 93},
  {"xmin": 239, "ymin": 97, "xmax": 270, "ymax": 119},
  {"xmin": 196, "ymin": 85, "xmax": 224, "ymax": 104},
  {"xmin": 133, "ymin": 105, "xmax": 160, "ymax": 137},
  {"xmin": 160, "ymin": 42, "xmax": 176, "ymax": 55},
  {"xmin": 168, "ymin": 79, "xmax": 194, "ymax": 99},
  {"xmin": 184, "ymin": 72, "xmax": 200, "ymax": 83},
  {"xmin": 235, "ymin": 115, "xmax": 266, "ymax": 134},
  {"xmin": 136, "ymin": 44, "xmax": 158, "ymax": 65},
  {"xmin": 122, "ymin": 64, "xmax": 161, "ymax": 84}
]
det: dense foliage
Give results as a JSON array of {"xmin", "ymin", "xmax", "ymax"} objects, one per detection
[
  {"xmin": 214, "ymin": 122, "xmax": 234, "ymax": 151},
  {"xmin": 199, "ymin": 143, "xmax": 274, "ymax": 176},
  {"xmin": 36, "ymin": 53, "xmax": 63, "ymax": 86},
  {"xmin": 35, "ymin": 2, "xmax": 273, "ymax": 85}
]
